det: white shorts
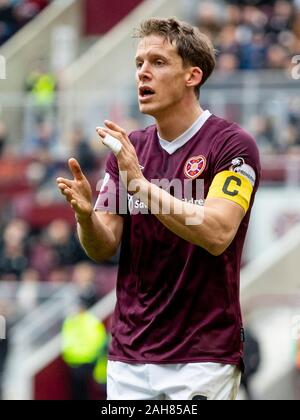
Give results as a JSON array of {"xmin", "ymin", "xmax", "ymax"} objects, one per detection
[{"xmin": 107, "ymin": 361, "xmax": 241, "ymax": 400}]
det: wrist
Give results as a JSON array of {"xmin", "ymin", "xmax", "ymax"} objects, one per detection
[
  {"xmin": 128, "ymin": 176, "xmax": 148, "ymax": 195},
  {"xmin": 138, "ymin": 177, "xmax": 149, "ymax": 193},
  {"xmin": 76, "ymin": 209, "xmax": 93, "ymax": 225},
  {"xmin": 134, "ymin": 178, "xmax": 151, "ymax": 203}
]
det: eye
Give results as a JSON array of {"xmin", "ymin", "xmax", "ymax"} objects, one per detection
[
  {"xmin": 155, "ymin": 60, "xmax": 165, "ymax": 66},
  {"xmin": 136, "ymin": 61, "xmax": 143, "ymax": 69}
]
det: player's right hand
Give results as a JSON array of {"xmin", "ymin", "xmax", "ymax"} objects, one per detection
[{"xmin": 56, "ymin": 158, "xmax": 93, "ymax": 222}]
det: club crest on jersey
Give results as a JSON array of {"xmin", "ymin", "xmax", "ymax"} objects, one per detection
[{"xmin": 184, "ymin": 155, "xmax": 206, "ymax": 180}]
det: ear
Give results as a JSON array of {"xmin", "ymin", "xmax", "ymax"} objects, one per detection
[{"xmin": 186, "ymin": 67, "xmax": 203, "ymax": 88}]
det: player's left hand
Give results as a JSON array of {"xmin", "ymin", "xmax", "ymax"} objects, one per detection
[{"xmin": 96, "ymin": 120, "xmax": 145, "ymax": 194}]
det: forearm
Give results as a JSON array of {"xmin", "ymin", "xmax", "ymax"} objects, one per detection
[
  {"xmin": 137, "ymin": 180, "xmax": 236, "ymax": 255},
  {"xmin": 77, "ymin": 211, "xmax": 118, "ymax": 262}
]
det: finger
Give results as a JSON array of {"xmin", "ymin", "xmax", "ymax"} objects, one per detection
[
  {"xmin": 104, "ymin": 120, "xmax": 127, "ymax": 136},
  {"xmin": 96, "ymin": 127, "xmax": 108, "ymax": 140},
  {"xmin": 70, "ymin": 199, "xmax": 81, "ymax": 213},
  {"xmin": 68, "ymin": 158, "xmax": 84, "ymax": 182},
  {"xmin": 58, "ymin": 184, "xmax": 68, "ymax": 193},
  {"xmin": 96, "ymin": 127, "xmax": 123, "ymax": 156},
  {"xmin": 56, "ymin": 177, "xmax": 73, "ymax": 188},
  {"xmin": 97, "ymin": 126, "xmax": 125, "ymax": 145},
  {"xmin": 59, "ymin": 187, "xmax": 73, "ymax": 200},
  {"xmin": 104, "ymin": 122, "xmax": 134, "ymax": 152},
  {"xmin": 57, "ymin": 184, "xmax": 67, "ymax": 195},
  {"xmin": 104, "ymin": 121, "xmax": 132, "ymax": 147},
  {"xmin": 57, "ymin": 183, "xmax": 69, "ymax": 191}
]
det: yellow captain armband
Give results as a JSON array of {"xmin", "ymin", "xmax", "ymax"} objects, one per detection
[{"xmin": 207, "ymin": 171, "xmax": 254, "ymax": 213}]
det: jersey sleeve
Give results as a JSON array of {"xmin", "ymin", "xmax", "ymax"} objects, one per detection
[
  {"xmin": 94, "ymin": 152, "xmax": 127, "ymax": 215},
  {"xmin": 207, "ymin": 128, "xmax": 261, "ymax": 212}
]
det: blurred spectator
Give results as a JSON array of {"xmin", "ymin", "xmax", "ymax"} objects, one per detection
[
  {"xmin": 44, "ymin": 220, "xmax": 86, "ymax": 267},
  {"xmin": 283, "ymin": 124, "xmax": 300, "ymax": 151},
  {"xmin": 217, "ymin": 52, "xmax": 240, "ymax": 72},
  {"xmin": 16, "ymin": 268, "xmax": 40, "ymax": 314},
  {"xmin": 14, "ymin": 0, "xmax": 49, "ymax": 27},
  {"xmin": 0, "ymin": 219, "xmax": 30, "ymax": 281},
  {"xmin": 247, "ymin": 115, "xmax": 277, "ymax": 152},
  {"xmin": 25, "ymin": 120, "xmax": 57, "ymax": 157},
  {"xmin": 69, "ymin": 125, "xmax": 97, "ymax": 175},
  {"xmin": 288, "ymin": 98, "xmax": 300, "ymax": 148},
  {"xmin": 0, "ymin": 240, "xmax": 28, "ymax": 281},
  {"xmin": 267, "ymin": 0, "xmax": 293, "ymax": 39},
  {"xmin": 25, "ymin": 58, "xmax": 57, "ymax": 110},
  {"xmin": 1, "ymin": 218, "xmax": 30, "ymax": 248},
  {"xmin": 26, "ymin": 219, "xmax": 87, "ymax": 280},
  {"xmin": 0, "ymin": 301, "xmax": 9, "ymax": 400},
  {"xmin": 25, "ymin": 58, "xmax": 58, "ymax": 129},
  {"xmin": 217, "ymin": 24, "xmax": 240, "ymax": 56},
  {"xmin": 241, "ymin": 329, "xmax": 261, "ymax": 400},
  {"xmin": 267, "ymin": 43, "xmax": 290, "ymax": 68},
  {"xmin": 72, "ymin": 262, "xmax": 100, "ymax": 308},
  {"xmin": 48, "ymin": 266, "xmax": 70, "ymax": 285},
  {"xmin": 0, "ymin": 121, "xmax": 7, "ymax": 157},
  {"xmin": 239, "ymin": 30, "xmax": 268, "ymax": 70},
  {"xmin": 61, "ymin": 297, "xmax": 107, "ymax": 400},
  {"xmin": 0, "ymin": 0, "xmax": 17, "ymax": 46},
  {"xmin": 0, "ymin": 0, "xmax": 50, "ymax": 46},
  {"xmin": 196, "ymin": 0, "xmax": 222, "ymax": 39}
]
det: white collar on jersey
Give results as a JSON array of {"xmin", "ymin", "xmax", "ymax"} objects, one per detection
[{"xmin": 157, "ymin": 110, "xmax": 212, "ymax": 155}]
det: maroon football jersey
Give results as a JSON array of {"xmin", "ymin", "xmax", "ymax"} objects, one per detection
[{"xmin": 95, "ymin": 114, "xmax": 261, "ymax": 367}]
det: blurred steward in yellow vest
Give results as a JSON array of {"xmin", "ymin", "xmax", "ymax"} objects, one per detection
[
  {"xmin": 25, "ymin": 60, "xmax": 58, "ymax": 123},
  {"xmin": 61, "ymin": 297, "xmax": 107, "ymax": 400}
]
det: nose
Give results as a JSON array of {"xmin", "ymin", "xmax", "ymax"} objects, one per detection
[{"xmin": 137, "ymin": 62, "xmax": 152, "ymax": 82}]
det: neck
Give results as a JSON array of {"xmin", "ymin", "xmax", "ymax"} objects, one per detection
[{"xmin": 156, "ymin": 100, "xmax": 203, "ymax": 141}]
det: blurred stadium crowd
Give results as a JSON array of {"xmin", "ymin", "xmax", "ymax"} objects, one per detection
[
  {"xmin": 0, "ymin": 0, "xmax": 51, "ymax": 46},
  {"xmin": 195, "ymin": 0, "xmax": 300, "ymax": 152},
  {"xmin": 198, "ymin": 0, "xmax": 300, "ymax": 72}
]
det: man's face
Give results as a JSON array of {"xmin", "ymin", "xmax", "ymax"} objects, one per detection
[{"xmin": 135, "ymin": 35, "xmax": 192, "ymax": 118}]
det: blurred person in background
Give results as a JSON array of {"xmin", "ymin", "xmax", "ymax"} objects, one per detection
[
  {"xmin": 69, "ymin": 125, "xmax": 97, "ymax": 175},
  {"xmin": 247, "ymin": 115, "xmax": 278, "ymax": 153},
  {"xmin": 25, "ymin": 58, "xmax": 57, "ymax": 122},
  {"xmin": 48, "ymin": 266, "xmax": 70, "ymax": 285},
  {"xmin": 0, "ymin": 302, "xmax": 9, "ymax": 400},
  {"xmin": 196, "ymin": 0, "xmax": 222, "ymax": 39},
  {"xmin": 286, "ymin": 98, "xmax": 300, "ymax": 152},
  {"xmin": 61, "ymin": 296, "xmax": 107, "ymax": 400},
  {"xmin": 43, "ymin": 219, "xmax": 86, "ymax": 268},
  {"xmin": 0, "ymin": 0, "xmax": 50, "ymax": 46},
  {"xmin": 0, "ymin": 219, "xmax": 30, "ymax": 281},
  {"xmin": 266, "ymin": 43, "xmax": 290, "ymax": 69},
  {"xmin": 24, "ymin": 58, "xmax": 58, "ymax": 149},
  {"xmin": 14, "ymin": 0, "xmax": 49, "ymax": 28},
  {"xmin": 217, "ymin": 52, "xmax": 240, "ymax": 73},
  {"xmin": 0, "ymin": 121, "xmax": 7, "ymax": 157},
  {"xmin": 240, "ymin": 328, "xmax": 261, "ymax": 400},
  {"xmin": 57, "ymin": 17, "xmax": 260, "ymax": 400},
  {"xmin": 16, "ymin": 268, "xmax": 41, "ymax": 316},
  {"xmin": 72, "ymin": 262, "xmax": 100, "ymax": 309},
  {"xmin": 28, "ymin": 220, "xmax": 78, "ymax": 280},
  {"xmin": 25, "ymin": 120, "xmax": 56, "ymax": 156},
  {"xmin": 0, "ymin": 0, "xmax": 18, "ymax": 46}
]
